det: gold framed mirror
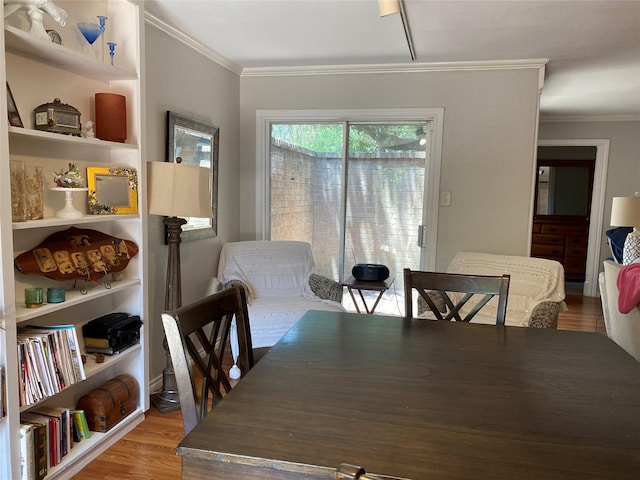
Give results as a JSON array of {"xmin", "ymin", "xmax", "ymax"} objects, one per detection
[{"xmin": 87, "ymin": 166, "xmax": 138, "ymax": 215}]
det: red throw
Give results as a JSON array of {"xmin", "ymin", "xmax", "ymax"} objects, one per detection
[{"xmin": 617, "ymin": 263, "xmax": 640, "ymax": 314}]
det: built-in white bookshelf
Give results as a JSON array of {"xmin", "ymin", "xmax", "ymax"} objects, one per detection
[{"xmin": 0, "ymin": 1, "xmax": 148, "ymax": 478}]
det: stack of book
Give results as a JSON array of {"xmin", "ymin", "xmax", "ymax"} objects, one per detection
[
  {"xmin": 17, "ymin": 325, "xmax": 86, "ymax": 407},
  {"xmin": 20, "ymin": 408, "xmax": 91, "ymax": 480}
]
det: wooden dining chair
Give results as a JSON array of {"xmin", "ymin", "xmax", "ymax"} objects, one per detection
[
  {"xmin": 403, "ymin": 268, "xmax": 510, "ymax": 325},
  {"xmin": 161, "ymin": 285, "xmax": 254, "ymax": 435}
]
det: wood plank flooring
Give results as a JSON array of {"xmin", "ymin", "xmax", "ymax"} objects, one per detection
[
  {"xmin": 557, "ymin": 294, "xmax": 606, "ymax": 334},
  {"xmin": 72, "ymin": 294, "xmax": 606, "ymax": 479}
]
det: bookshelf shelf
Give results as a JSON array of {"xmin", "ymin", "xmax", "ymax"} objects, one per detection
[
  {"xmin": 8, "ymin": 126, "xmax": 140, "ymax": 150},
  {"xmin": 82, "ymin": 344, "xmax": 141, "ymax": 378},
  {"xmin": 4, "ymin": 25, "xmax": 138, "ymax": 82},
  {"xmin": 12, "ymin": 214, "xmax": 139, "ymax": 230},
  {"xmin": 15, "ymin": 279, "xmax": 141, "ymax": 324}
]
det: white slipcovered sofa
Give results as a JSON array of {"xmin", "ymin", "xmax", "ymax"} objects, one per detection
[
  {"xmin": 599, "ymin": 260, "xmax": 640, "ymax": 362},
  {"xmin": 441, "ymin": 252, "xmax": 567, "ymax": 328},
  {"xmin": 216, "ymin": 241, "xmax": 345, "ymax": 377}
]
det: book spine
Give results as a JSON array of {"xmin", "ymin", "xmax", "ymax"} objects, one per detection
[
  {"xmin": 40, "ymin": 334, "xmax": 61, "ymax": 394},
  {"xmin": 22, "ymin": 421, "xmax": 47, "ymax": 480},
  {"xmin": 33, "ymin": 422, "xmax": 47, "ymax": 480},
  {"xmin": 0, "ymin": 365, "xmax": 5, "ymax": 418},
  {"xmin": 31, "ymin": 339, "xmax": 54, "ymax": 397},
  {"xmin": 71, "ymin": 409, "xmax": 91, "ymax": 439},
  {"xmin": 24, "ymin": 341, "xmax": 44, "ymax": 403},
  {"xmin": 55, "ymin": 330, "xmax": 74, "ymax": 388},
  {"xmin": 19, "ymin": 423, "xmax": 35, "ymax": 480},
  {"xmin": 60, "ymin": 409, "xmax": 69, "ymax": 457},
  {"xmin": 66, "ymin": 327, "xmax": 86, "ymax": 381},
  {"xmin": 17, "ymin": 343, "xmax": 27, "ymax": 407}
]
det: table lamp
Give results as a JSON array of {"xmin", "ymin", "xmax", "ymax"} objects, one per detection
[
  {"xmin": 378, "ymin": 0, "xmax": 400, "ymax": 16},
  {"xmin": 147, "ymin": 161, "xmax": 212, "ymax": 413},
  {"xmin": 610, "ymin": 192, "xmax": 640, "ymax": 265}
]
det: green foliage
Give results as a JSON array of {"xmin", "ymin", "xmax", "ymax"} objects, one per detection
[
  {"xmin": 271, "ymin": 123, "xmax": 425, "ymax": 154},
  {"xmin": 271, "ymin": 124, "xmax": 342, "ymax": 153}
]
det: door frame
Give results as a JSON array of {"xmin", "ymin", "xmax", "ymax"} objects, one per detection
[
  {"xmin": 255, "ymin": 108, "xmax": 444, "ymax": 271},
  {"xmin": 536, "ymin": 139, "xmax": 610, "ymax": 297}
]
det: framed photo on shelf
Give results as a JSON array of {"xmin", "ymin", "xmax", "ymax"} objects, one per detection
[
  {"xmin": 6, "ymin": 82, "xmax": 23, "ymax": 127},
  {"xmin": 87, "ymin": 166, "xmax": 139, "ymax": 215}
]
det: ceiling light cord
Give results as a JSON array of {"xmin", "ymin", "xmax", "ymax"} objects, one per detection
[{"xmin": 399, "ymin": 0, "xmax": 416, "ymax": 61}]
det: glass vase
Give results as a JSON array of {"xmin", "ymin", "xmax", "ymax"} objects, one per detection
[
  {"xmin": 10, "ymin": 160, "xmax": 27, "ymax": 222},
  {"xmin": 25, "ymin": 165, "xmax": 44, "ymax": 220}
]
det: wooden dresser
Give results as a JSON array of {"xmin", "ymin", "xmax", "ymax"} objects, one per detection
[{"xmin": 531, "ymin": 217, "xmax": 589, "ymax": 281}]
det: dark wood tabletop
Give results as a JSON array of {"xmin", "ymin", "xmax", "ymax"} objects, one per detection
[{"xmin": 178, "ymin": 310, "xmax": 640, "ymax": 480}]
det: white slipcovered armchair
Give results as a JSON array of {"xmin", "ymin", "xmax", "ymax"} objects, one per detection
[
  {"xmin": 439, "ymin": 252, "xmax": 567, "ymax": 328},
  {"xmin": 216, "ymin": 241, "xmax": 345, "ymax": 377}
]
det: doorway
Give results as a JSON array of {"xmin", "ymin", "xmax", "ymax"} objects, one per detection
[
  {"xmin": 532, "ymin": 155, "xmax": 595, "ymax": 283},
  {"xmin": 535, "ymin": 140, "xmax": 610, "ymax": 297}
]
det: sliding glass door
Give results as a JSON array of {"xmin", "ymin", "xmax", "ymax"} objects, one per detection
[{"xmin": 260, "ymin": 109, "xmax": 443, "ymax": 315}]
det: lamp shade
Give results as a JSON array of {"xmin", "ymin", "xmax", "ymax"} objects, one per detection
[
  {"xmin": 378, "ymin": 0, "xmax": 400, "ymax": 16},
  {"xmin": 147, "ymin": 161, "xmax": 212, "ymax": 218},
  {"xmin": 610, "ymin": 195, "xmax": 640, "ymax": 227}
]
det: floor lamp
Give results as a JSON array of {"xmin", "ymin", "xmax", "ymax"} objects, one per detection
[{"xmin": 147, "ymin": 161, "xmax": 212, "ymax": 413}]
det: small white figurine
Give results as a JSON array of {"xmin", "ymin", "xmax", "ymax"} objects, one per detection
[
  {"xmin": 4, "ymin": 0, "xmax": 68, "ymax": 40},
  {"xmin": 83, "ymin": 120, "xmax": 95, "ymax": 139}
]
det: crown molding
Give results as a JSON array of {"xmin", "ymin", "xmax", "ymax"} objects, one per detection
[
  {"xmin": 142, "ymin": 15, "xmax": 548, "ymax": 84},
  {"xmin": 144, "ymin": 12, "xmax": 243, "ymax": 76},
  {"xmin": 240, "ymin": 59, "xmax": 549, "ymax": 78},
  {"xmin": 143, "ymin": 14, "xmax": 546, "ymax": 82},
  {"xmin": 540, "ymin": 114, "xmax": 640, "ymax": 123}
]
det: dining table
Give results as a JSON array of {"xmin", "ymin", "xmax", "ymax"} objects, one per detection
[{"xmin": 177, "ymin": 310, "xmax": 640, "ymax": 479}]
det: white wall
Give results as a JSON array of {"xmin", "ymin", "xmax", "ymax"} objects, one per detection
[
  {"xmin": 144, "ymin": 25, "xmax": 241, "ymax": 382},
  {"xmin": 539, "ymin": 120, "xmax": 640, "ymax": 266},
  {"xmin": 240, "ymin": 68, "xmax": 542, "ymax": 270}
]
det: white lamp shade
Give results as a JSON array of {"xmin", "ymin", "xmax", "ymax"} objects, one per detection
[
  {"xmin": 378, "ymin": 0, "xmax": 400, "ymax": 16},
  {"xmin": 147, "ymin": 161, "xmax": 212, "ymax": 218},
  {"xmin": 610, "ymin": 195, "xmax": 640, "ymax": 227}
]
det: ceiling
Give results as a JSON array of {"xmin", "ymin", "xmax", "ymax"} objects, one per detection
[{"xmin": 143, "ymin": 0, "xmax": 640, "ymax": 120}]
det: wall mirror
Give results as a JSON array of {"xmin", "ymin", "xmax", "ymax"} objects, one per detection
[
  {"xmin": 87, "ymin": 167, "xmax": 138, "ymax": 214},
  {"xmin": 167, "ymin": 111, "xmax": 219, "ymax": 241},
  {"xmin": 535, "ymin": 160, "xmax": 594, "ymax": 218}
]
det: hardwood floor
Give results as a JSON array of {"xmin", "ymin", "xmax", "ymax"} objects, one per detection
[
  {"xmin": 72, "ymin": 294, "xmax": 606, "ymax": 479},
  {"xmin": 557, "ymin": 294, "xmax": 606, "ymax": 334},
  {"xmin": 71, "ymin": 406, "xmax": 184, "ymax": 480}
]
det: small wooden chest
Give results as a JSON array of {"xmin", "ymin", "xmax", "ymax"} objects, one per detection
[{"xmin": 76, "ymin": 374, "xmax": 138, "ymax": 432}]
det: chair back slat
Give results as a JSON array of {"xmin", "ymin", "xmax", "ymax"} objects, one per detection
[
  {"xmin": 161, "ymin": 286, "xmax": 254, "ymax": 435},
  {"xmin": 404, "ymin": 269, "xmax": 510, "ymax": 325}
]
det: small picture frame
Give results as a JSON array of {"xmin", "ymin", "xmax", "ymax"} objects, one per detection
[
  {"xmin": 6, "ymin": 82, "xmax": 23, "ymax": 128},
  {"xmin": 87, "ymin": 166, "xmax": 138, "ymax": 215}
]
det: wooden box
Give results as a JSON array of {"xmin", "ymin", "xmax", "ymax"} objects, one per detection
[{"xmin": 77, "ymin": 374, "xmax": 138, "ymax": 432}]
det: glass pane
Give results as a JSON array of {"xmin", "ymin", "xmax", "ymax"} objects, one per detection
[
  {"xmin": 536, "ymin": 165, "xmax": 591, "ymax": 216},
  {"xmin": 270, "ymin": 122, "xmax": 429, "ymax": 317},
  {"xmin": 270, "ymin": 123, "xmax": 343, "ymax": 279},
  {"xmin": 344, "ymin": 124, "xmax": 427, "ymax": 315}
]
